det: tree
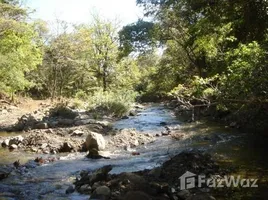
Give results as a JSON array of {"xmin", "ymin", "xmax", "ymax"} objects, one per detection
[
  {"xmin": 0, "ymin": 1, "xmax": 42, "ymax": 100},
  {"xmin": 77, "ymin": 16, "xmax": 119, "ymax": 92}
]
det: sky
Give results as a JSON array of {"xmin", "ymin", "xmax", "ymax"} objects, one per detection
[{"xmin": 25, "ymin": 0, "xmax": 143, "ymax": 27}]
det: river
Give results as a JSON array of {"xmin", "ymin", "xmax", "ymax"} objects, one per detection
[{"xmin": 0, "ymin": 104, "xmax": 267, "ymax": 199}]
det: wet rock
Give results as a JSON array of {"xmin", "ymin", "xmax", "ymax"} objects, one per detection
[
  {"xmin": 65, "ymin": 185, "xmax": 75, "ymax": 194},
  {"xmin": 74, "ymin": 165, "xmax": 113, "ymax": 189},
  {"xmin": 0, "ymin": 167, "xmax": 11, "ymax": 180},
  {"xmin": 89, "ymin": 165, "xmax": 113, "ymax": 185},
  {"xmin": 91, "ymin": 186, "xmax": 111, "ymax": 199},
  {"xmin": 121, "ymin": 115, "xmax": 129, "ymax": 119},
  {"xmin": 85, "ymin": 132, "xmax": 106, "ymax": 151},
  {"xmin": 160, "ymin": 121, "xmax": 167, "ymax": 126},
  {"xmin": 13, "ymin": 160, "xmax": 20, "ymax": 168},
  {"xmin": 86, "ymin": 148, "xmax": 110, "ymax": 159},
  {"xmin": 77, "ymin": 184, "xmax": 91, "ymax": 194}
]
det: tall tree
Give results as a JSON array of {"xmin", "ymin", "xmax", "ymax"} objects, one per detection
[{"xmin": 0, "ymin": 0, "xmax": 42, "ymax": 99}]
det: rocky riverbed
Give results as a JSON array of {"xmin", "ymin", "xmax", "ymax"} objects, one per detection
[{"xmin": 0, "ymin": 102, "xmax": 267, "ymax": 200}]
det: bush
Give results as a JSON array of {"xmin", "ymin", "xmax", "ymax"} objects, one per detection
[
  {"xmin": 87, "ymin": 89, "xmax": 137, "ymax": 117},
  {"xmin": 49, "ymin": 102, "xmax": 78, "ymax": 119}
]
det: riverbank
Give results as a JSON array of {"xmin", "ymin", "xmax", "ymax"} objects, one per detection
[{"xmin": 0, "ymin": 100, "xmax": 267, "ymax": 200}]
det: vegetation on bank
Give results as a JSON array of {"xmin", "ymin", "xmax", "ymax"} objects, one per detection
[{"xmin": 0, "ymin": 0, "xmax": 267, "ymax": 132}]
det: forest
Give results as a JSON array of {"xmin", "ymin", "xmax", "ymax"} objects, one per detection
[{"xmin": 0, "ymin": 1, "xmax": 268, "ymax": 200}]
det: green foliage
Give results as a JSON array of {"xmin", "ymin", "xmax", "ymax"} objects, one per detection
[
  {"xmin": 0, "ymin": 1, "xmax": 42, "ymax": 98},
  {"xmin": 119, "ymin": 20, "xmax": 159, "ymax": 57},
  {"xmin": 223, "ymin": 41, "xmax": 268, "ymax": 100},
  {"xmin": 87, "ymin": 89, "xmax": 137, "ymax": 117}
]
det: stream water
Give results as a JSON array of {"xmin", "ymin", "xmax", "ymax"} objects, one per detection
[{"xmin": 0, "ymin": 104, "xmax": 267, "ymax": 200}]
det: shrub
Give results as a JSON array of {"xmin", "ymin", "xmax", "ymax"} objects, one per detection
[
  {"xmin": 87, "ymin": 89, "xmax": 137, "ymax": 117},
  {"xmin": 49, "ymin": 102, "xmax": 78, "ymax": 119}
]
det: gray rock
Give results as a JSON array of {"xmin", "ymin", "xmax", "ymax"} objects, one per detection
[
  {"xmin": 35, "ymin": 122, "xmax": 48, "ymax": 129},
  {"xmin": 71, "ymin": 130, "xmax": 84, "ymax": 137},
  {"xmin": 78, "ymin": 184, "xmax": 91, "ymax": 194},
  {"xmin": 2, "ymin": 139, "xmax": 10, "ymax": 147},
  {"xmin": 85, "ymin": 132, "xmax": 106, "ymax": 151},
  {"xmin": 59, "ymin": 142, "xmax": 73, "ymax": 152},
  {"xmin": 9, "ymin": 144, "xmax": 18, "ymax": 149},
  {"xmin": 91, "ymin": 186, "xmax": 111, "ymax": 199},
  {"xmin": 129, "ymin": 110, "xmax": 137, "ymax": 116},
  {"xmin": 9, "ymin": 136, "xmax": 24, "ymax": 145},
  {"xmin": 65, "ymin": 185, "xmax": 75, "ymax": 194},
  {"xmin": 1, "ymin": 109, "xmax": 8, "ymax": 114}
]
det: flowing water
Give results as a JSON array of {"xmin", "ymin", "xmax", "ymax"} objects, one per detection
[{"xmin": 0, "ymin": 104, "xmax": 267, "ymax": 199}]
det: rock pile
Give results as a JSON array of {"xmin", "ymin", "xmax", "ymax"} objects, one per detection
[
  {"xmin": 72, "ymin": 151, "xmax": 221, "ymax": 200},
  {"xmin": 108, "ymin": 129, "xmax": 155, "ymax": 149}
]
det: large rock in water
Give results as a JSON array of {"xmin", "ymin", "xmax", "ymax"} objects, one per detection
[{"xmin": 85, "ymin": 132, "xmax": 105, "ymax": 151}]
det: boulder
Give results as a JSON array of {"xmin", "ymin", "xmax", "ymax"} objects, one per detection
[
  {"xmin": 85, "ymin": 132, "xmax": 106, "ymax": 151},
  {"xmin": 77, "ymin": 184, "xmax": 91, "ymax": 194},
  {"xmin": 65, "ymin": 185, "xmax": 75, "ymax": 194},
  {"xmin": 91, "ymin": 186, "xmax": 111, "ymax": 199}
]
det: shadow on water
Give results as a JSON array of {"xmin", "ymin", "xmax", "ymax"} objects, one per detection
[{"xmin": 0, "ymin": 104, "xmax": 267, "ymax": 199}]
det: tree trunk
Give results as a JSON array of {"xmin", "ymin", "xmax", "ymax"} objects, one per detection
[{"xmin": 102, "ymin": 64, "xmax": 107, "ymax": 92}]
